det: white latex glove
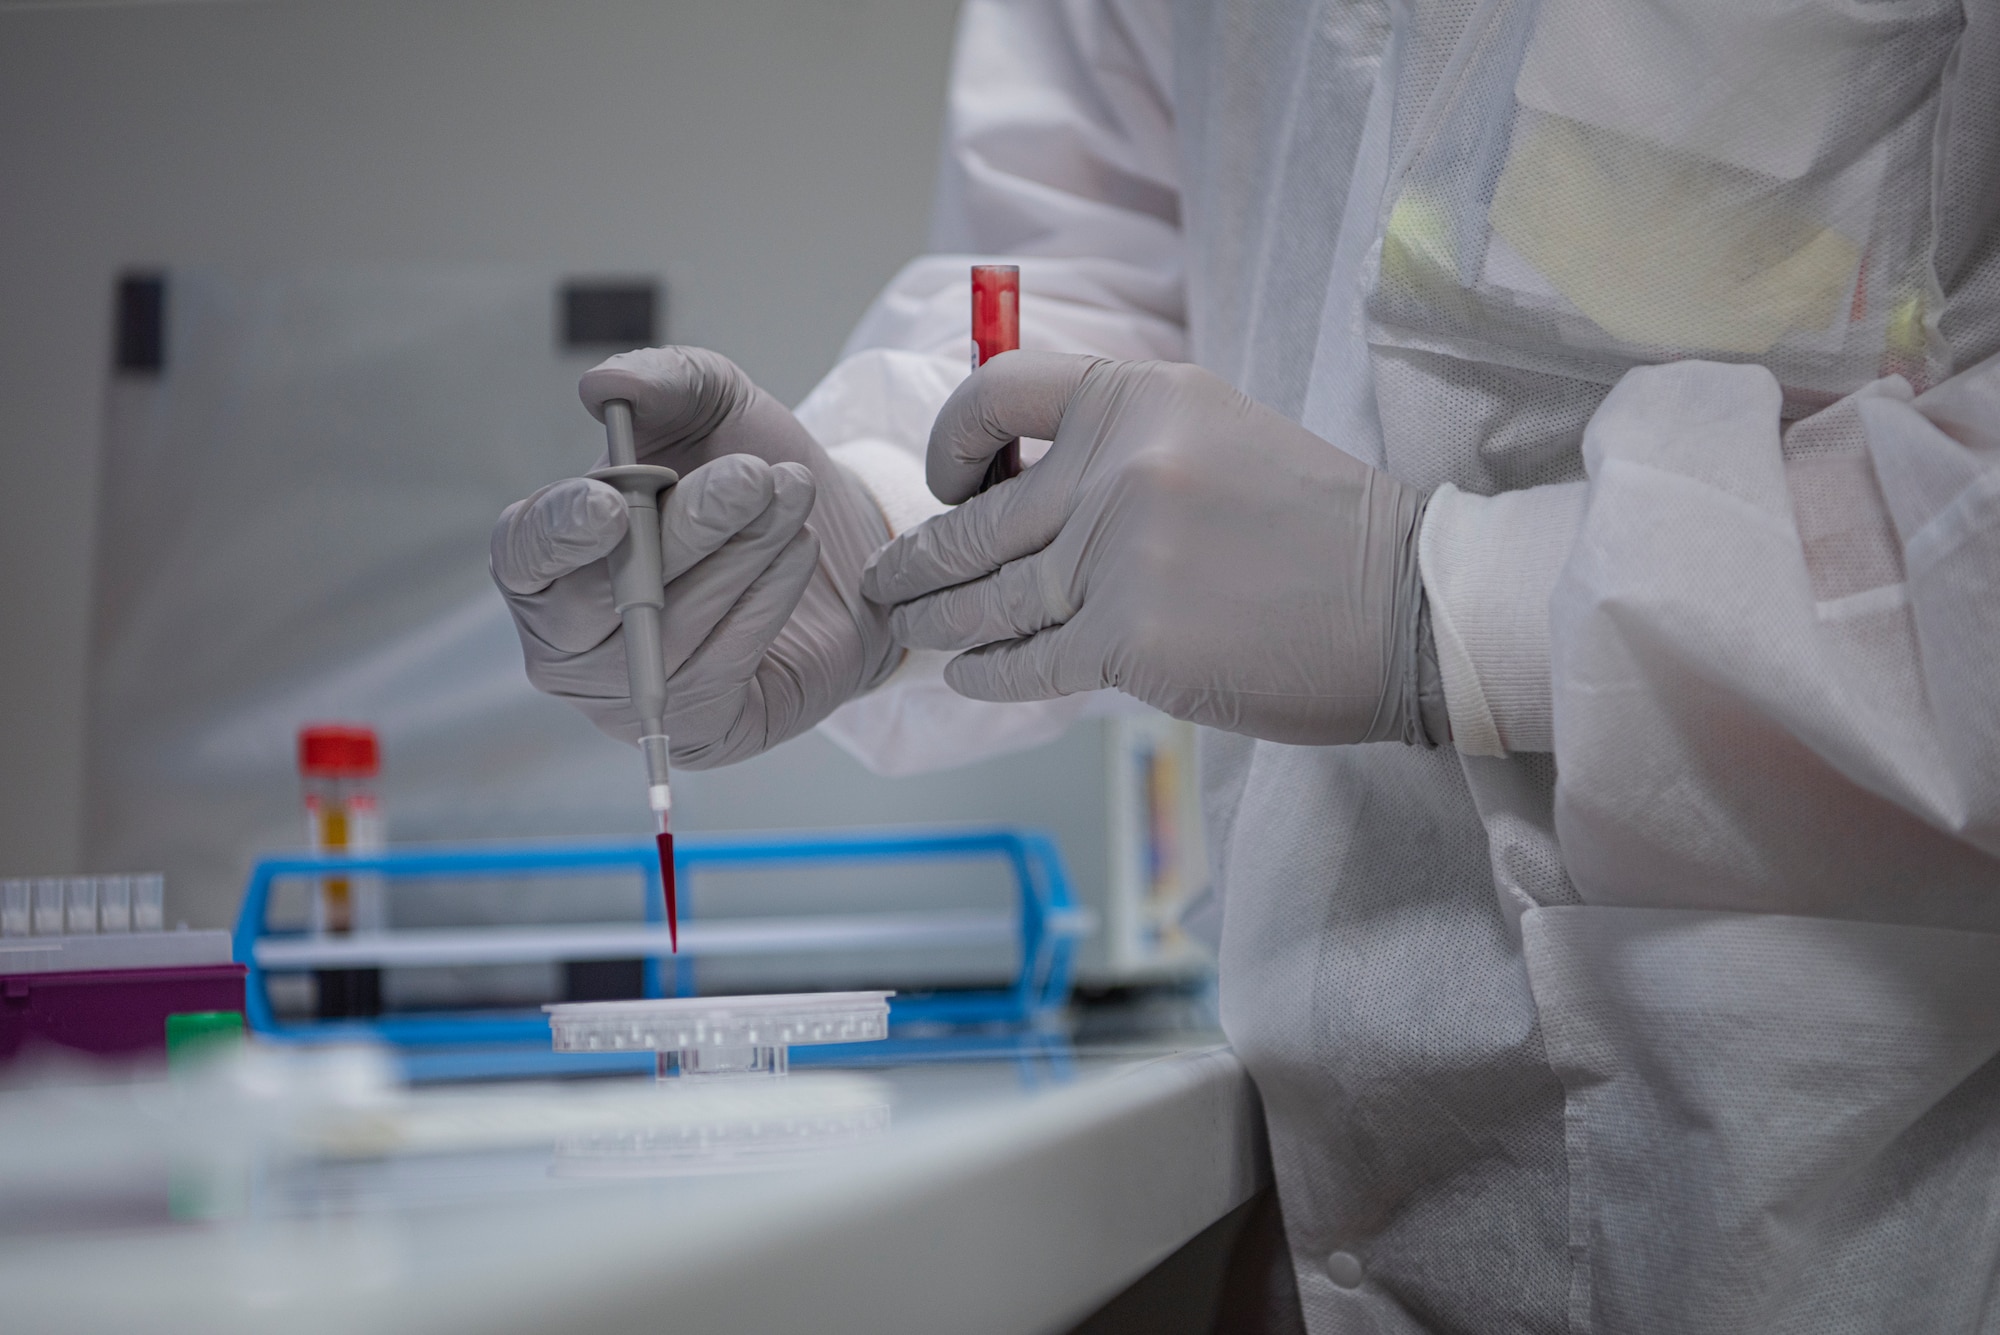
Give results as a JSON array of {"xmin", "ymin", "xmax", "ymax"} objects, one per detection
[
  {"xmin": 491, "ymin": 347, "xmax": 899, "ymax": 768},
  {"xmin": 862, "ymin": 352, "xmax": 1442, "ymax": 746}
]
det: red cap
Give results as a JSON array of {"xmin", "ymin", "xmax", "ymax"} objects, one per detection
[{"xmin": 298, "ymin": 725, "xmax": 380, "ymax": 778}]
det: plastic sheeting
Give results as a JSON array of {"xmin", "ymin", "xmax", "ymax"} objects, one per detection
[{"xmin": 83, "ymin": 267, "xmax": 642, "ymax": 932}]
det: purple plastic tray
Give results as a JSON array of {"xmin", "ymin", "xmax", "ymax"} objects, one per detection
[{"xmin": 0, "ymin": 964, "xmax": 247, "ymax": 1060}]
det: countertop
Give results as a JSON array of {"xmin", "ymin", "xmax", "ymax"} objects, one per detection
[{"xmin": 1, "ymin": 1035, "xmax": 1264, "ymax": 1335}]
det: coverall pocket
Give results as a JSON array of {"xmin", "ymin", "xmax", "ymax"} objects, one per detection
[
  {"xmin": 1520, "ymin": 905, "xmax": 2000, "ymax": 1333},
  {"xmin": 1365, "ymin": 0, "xmax": 1964, "ymax": 410}
]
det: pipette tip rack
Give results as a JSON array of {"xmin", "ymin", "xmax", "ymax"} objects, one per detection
[{"xmin": 546, "ymin": 990, "xmax": 893, "ymax": 1079}]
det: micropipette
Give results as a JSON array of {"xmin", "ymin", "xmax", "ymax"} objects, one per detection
[
  {"xmin": 972, "ymin": 264, "xmax": 1021, "ymax": 493},
  {"xmin": 586, "ymin": 401, "xmax": 682, "ymax": 950}
]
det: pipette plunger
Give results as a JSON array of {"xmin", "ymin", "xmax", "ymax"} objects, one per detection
[{"xmin": 586, "ymin": 399, "xmax": 681, "ymax": 949}]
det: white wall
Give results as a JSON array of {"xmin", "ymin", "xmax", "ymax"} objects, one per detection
[{"xmin": 0, "ymin": 0, "xmax": 964, "ymax": 876}]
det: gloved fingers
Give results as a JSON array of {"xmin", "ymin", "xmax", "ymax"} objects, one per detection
[
  {"xmin": 658, "ymin": 455, "xmax": 798, "ymax": 583},
  {"xmin": 658, "ymin": 462, "xmax": 817, "ymax": 673},
  {"xmin": 939, "ymin": 620, "xmax": 1106, "ymax": 702},
  {"xmin": 504, "ymin": 562, "xmax": 621, "ymax": 656},
  {"xmin": 530, "ymin": 524, "xmax": 817, "ymax": 739},
  {"xmin": 863, "ymin": 352, "xmax": 1106, "ymax": 606},
  {"xmin": 490, "ymin": 478, "xmax": 628, "ymax": 596},
  {"xmin": 862, "ymin": 483, "xmax": 1042, "ymax": 608},
  {"xmin": 520, "ymin": 628, "xmax": 625, "ymax": 706},
  {"xmin": 580, "ymin": 346, "xmax": 753, "ymax": 463},
  {"xmin": 926, "ymin": 350, "xmax": 1104, "ymax": 504},
  {"xmin": 494, "ymin": 460, "xmax": 802, "ymax": 659},
  {"xmin": 491, "ymin": 479, "xmax": 628, "ymax": 656},
  {"xmin": 886, "ymin": 551, "xmax": 1072, "ymax": 651},
  {"xmin": 666, "ymin": 528, "xmax": 821, "ymax": 715}
]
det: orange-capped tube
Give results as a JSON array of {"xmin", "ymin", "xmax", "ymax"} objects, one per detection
[{"xmin": 972, "ymin": 264, "xmax": 1021, "ymax": 492}]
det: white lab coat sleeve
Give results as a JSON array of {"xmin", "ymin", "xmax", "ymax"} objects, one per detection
[
  {"xmin": 798, "ymin": 0, "xmax": 1185, "ymax": 776},
  {"xmin": 1417, "ymin": 480, "xmax": 1587, "ymax": 756},
  {"xmin": 1548, "ymin": 355, "xmax": 2000, "ymax": 921}
]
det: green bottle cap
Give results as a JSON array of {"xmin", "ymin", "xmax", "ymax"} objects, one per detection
[{"xmin": 165, "ymin": 1009, "xmax": 246, "ymax": 1069}]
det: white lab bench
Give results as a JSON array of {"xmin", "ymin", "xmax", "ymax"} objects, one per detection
[{"xmin": 3, "ymin": 1041, "xmax": 1265, "ymax": 1335}]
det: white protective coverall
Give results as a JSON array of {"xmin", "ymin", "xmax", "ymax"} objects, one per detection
[{"xmin": 796, "ymin": 1, "xmax": 2000, "ymax": 1329}]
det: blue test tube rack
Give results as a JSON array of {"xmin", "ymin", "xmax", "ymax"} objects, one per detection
[{"xmin": 235, "ymin": 826, "xmax": 1086, "ymax": 1065}]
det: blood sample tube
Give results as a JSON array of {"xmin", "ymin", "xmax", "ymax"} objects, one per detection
[
  {"xmin": 972, "ymin": 264, "xmax": 1021, "ymax": 492},
  {"xmin": 299, "ymin": 724, "xmax": 385, "ymax": 1018}
]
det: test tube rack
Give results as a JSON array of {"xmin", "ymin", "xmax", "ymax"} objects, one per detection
[
  {"xmin": 1, "ymin": 873, "xmax": 243, "ymax": 1061},
  {"xmin": 234, "ymin": 827, "xmax": 1088, "ymax": 1077}
]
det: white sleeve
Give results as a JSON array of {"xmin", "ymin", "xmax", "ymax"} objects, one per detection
[
  {"xmin": 1417, "ymin": 480, "xmax": 1587, "ymax": 756},
  {"xmin": 800, "ymin": 0, "xmax": 1185, "ymax": 777}
]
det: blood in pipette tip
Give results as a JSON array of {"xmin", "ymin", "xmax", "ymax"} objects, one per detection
[{"xmin": 656, "ymin": 831, "xmax": 678, "ymax": 953}]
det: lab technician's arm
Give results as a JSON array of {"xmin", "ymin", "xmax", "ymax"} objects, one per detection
[
  {"xmin": 1543, "ymin": 354, "xmax": 2000, "ymax": 909},
  {"xmin": 494, "ymin": 0, "xmax": 1188, "ymax": 775},
  {"xmin": 796, "ymin": 0, "xmax": 1189, "ymax": 773},
  {"xmin": 1408, "ymin": 341, "xmax": 2000, "ymax": 906}
]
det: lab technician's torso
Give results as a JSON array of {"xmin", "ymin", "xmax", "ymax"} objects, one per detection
[
  {"xmin": 1179, "ymin": 7, "xmax": 1578, "ymax": 1328},
  {"xmin": 814, "ymin": 1, "xmax": 2000, "ymax": 1330},
  {"xmin": 1160, "ymin": 1, "xmax": 2000, "ymax": 1332}
]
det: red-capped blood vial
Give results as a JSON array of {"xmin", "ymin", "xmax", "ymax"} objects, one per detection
[{"xmin": 972, "ymin": 264, "xmax": 1021, "ymax": 491}]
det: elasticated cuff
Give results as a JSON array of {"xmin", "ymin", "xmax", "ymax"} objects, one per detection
[{"xmin": 1417, "ymin": 481, "xmax": 1587, "ymax": 756}]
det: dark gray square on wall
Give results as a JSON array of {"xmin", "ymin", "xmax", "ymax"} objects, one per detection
[
  {"xmin": 560, "ymin": 279, "xmax": 661, "ymax": 351},
  {"xmin": 115, "ymin": 271, "xmax": 167, "ymax": 375}
]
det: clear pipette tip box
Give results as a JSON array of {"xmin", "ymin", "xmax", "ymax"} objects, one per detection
[
  {"xmin": 2, "ymin": 873, "xmax": 168, "ymax": 939},
  {"xmin": 545, "ymin": 991, "xmax": 893, "ymax": 1079}
]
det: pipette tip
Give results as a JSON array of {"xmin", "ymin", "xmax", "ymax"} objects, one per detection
[{"xmin": 638, "ymin": 734, "xmax": 676, "ymax": 951}]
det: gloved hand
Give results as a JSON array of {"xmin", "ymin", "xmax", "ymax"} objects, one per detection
[
  {"xmin": 862, "ymin": 351, "xmax": 1440, "ymax": 746},
  {"xmin": 491, "ymin": 347, "xmax": 900, "ymax": 768}
]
